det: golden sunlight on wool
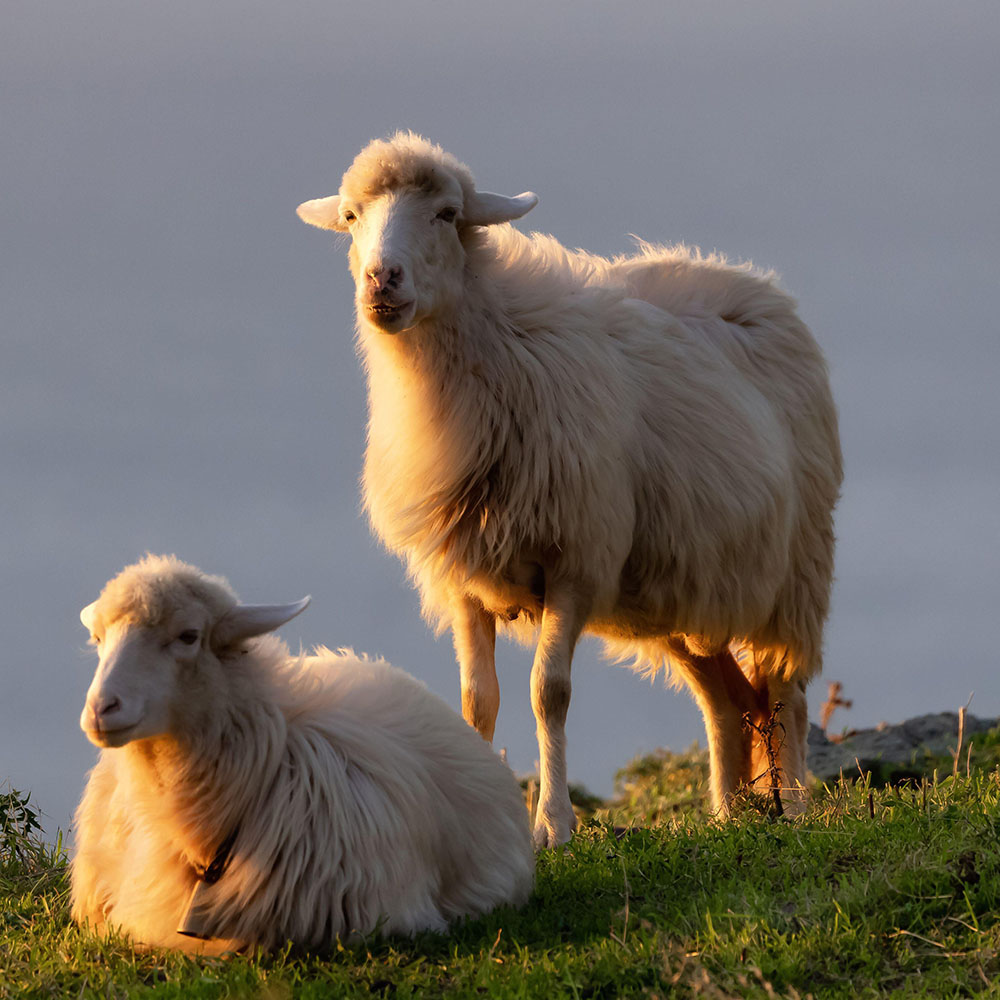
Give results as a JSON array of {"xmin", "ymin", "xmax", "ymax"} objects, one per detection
[
  {"xmin": 298, "ymin": 133, "xmax": 842, "ymax": 849},
  {"xmin": 72, "ymin": 555, "xmax": 533, "ymax": 952}
]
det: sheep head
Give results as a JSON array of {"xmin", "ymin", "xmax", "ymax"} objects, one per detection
[
  {"xmin": 297, "ymin": 132, "xmax": 537, "ymax": 334},
  {"xmin": 79, "ymin": 555, "xmax": 309, "ymax": 749}
]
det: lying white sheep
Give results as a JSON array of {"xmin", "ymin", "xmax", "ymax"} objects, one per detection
[
  {"xmin": 71, "ymin": 555, "xmax": 534, "ymax": 954},
  {"xmin": 297, "ymin": 133, "xmax": 842, "ymax": 847}
]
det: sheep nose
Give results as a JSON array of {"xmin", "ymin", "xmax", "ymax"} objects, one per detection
[
  {"xmin": 366, "ymin": 265, "xmax": 403, "ymax": 292},
  {"xmin": 94, "ymin": 694, "xmax": 122, "ymax": 720}
]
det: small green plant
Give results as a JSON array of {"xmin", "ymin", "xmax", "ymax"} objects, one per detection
[
  {"xmin": 969, "ymin": 723, "xmax": 1000, "ymax": 770},
  {"xmin": 599, "ymin": 743, "xmax": 712, "ymax": 827},
  {"xmin": 1, "ymin": 783, "xmax": 67, "ymax": 891},
  {"xmin": 1, "ymin": 786, "xmax": 44, "ymax": 867}
]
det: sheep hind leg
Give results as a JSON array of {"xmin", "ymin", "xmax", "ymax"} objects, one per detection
[
  {"xmin": 452, "ymin": 596, "xmax": 500, "ymax": 741},
  {"xmin": 673, "ymin": 644, "xmax": 766, "ymax": 816},
  {"xmin": 741, "ymin": 655, "xmax": 810, "ymax": 815}
]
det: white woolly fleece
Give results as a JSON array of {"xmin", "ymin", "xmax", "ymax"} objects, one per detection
[
  {"xmin": 301, "ymin": 133, "xmax": 842, "ymax": 838},
  {"xmin": 72, "ymin": 556, "xmax": 534, "ymax": 954}
]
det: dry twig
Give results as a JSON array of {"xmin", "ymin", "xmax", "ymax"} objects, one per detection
[{"xmin": 742, "ymin": 702, "xmax": 786, "ymax": 817}]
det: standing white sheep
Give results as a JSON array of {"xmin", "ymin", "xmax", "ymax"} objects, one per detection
[
  {"xmin": 71, "ymin": 555, "xmax": 534, "ymax": 954},
  {"xmin": 297, "ymin": 132, "xmax": 842, "ymax": 847}
]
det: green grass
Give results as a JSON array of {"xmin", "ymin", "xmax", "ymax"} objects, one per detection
[
  {"xmin": 4, "ymin": 759, "xmax": 1000, "ymax": 998},
  {"xmin": 596, "ymin": 742, "xmax": 713, "ymax": 827}
]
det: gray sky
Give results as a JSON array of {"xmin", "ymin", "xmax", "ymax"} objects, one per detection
[{"xmin": 3, "ymin": 1, "xmax": 998, "ymax": 837}]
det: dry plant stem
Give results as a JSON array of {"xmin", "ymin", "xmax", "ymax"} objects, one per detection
[
  {"xmin": 741, "ymin": 701, "xmax": 786, "ymax": 817},
  {"xmin": 819, "ymin": 681, "xmax": 852, "ymax": 733},
  {"xmin": 953, "ymin": 705, "xmax": 967, "ymax": 778}
]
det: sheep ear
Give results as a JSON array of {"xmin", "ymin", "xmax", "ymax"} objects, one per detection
[
  {"xmin": 80, "ymin": 601, "xmax": 98, "ymax": 632},
  {"xmin": 213, "ymin": 597, "xmax": 311, "ymax": 647},
  {"xmin": 464, "ymin": 190, "xmax": 538, "ymax": 226},
  {"xmin": 296, "ymin": 196, "xmax": 347, "ymax": 232}
]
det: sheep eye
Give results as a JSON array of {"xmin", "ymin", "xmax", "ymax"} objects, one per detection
[
  {"xmin": 342, "ymin": 210, "xmax": 357, "ymax": 224},
  {"xmin": 178, "ymin": 630, "xmax": 199, "ymax": 645},
  {"xmin": 436, "ymin": 207, "xmax": 458, "ymax": 224}
]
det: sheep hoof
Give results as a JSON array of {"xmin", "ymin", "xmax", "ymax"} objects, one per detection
[{"xmin": 532, "ymin": 805, "xmax": 576, "ymax": 850}]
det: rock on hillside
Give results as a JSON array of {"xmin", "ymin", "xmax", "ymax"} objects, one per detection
[{"xmin": 807, "ymin": 712, "xmax": 998, "ymax": 782}]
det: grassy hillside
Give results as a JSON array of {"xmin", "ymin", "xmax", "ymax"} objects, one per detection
[{"xmin": 3, "ymin": 741, "xmax": 999, "ymax": 999}]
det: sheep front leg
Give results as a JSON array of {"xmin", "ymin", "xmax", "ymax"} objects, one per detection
[
  {"xmin": 530, "ymin": 588, "xmax": 587, "ymax": 849},
  {"xmin": 452, "ymin": 596, "xmax": 500, "ymax": 741}
]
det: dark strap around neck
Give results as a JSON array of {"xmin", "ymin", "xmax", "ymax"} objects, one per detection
[{"xmin": 193, "ymin": 827, "xmax": 239, "ymax": 885}]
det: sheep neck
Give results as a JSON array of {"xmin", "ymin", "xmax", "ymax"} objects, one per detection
[
  {"xmin": 120, "ymin": 680, "xmax": 286, "ymax": 873},
  {"xmin": 359, "ymin": 252, "xmax": 517, "ymax": 462},
  {"xmin": 362, "ymin": 311, "xmax": 571, "ymax": 623},
  {"xmin": 360, "ymin": 309, "xmax": 508, "ymax": 553}
]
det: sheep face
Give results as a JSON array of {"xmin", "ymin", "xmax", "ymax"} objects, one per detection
[
  {"xmin": 80, "ymin": 614, "xmax": 209, "ymax": 748},
  {"xmin": 296, "ymin": 133, "xmax": 538, "ymax": 334},
  {"xmin": 345, "ymin": 184, "xmax": 468, "ymax": 334},
  {"xmin": 79, "ymin": 557, "xmax": 311, "ymax": 749}
]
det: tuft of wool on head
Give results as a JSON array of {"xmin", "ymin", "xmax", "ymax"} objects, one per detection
[
  {"xmin": 85, "ymin": 554, "xmax": 238, "ymax": 635},
  {"xmin": 339, "ymin": 131, "xmax": 477, "ymax": 203}
]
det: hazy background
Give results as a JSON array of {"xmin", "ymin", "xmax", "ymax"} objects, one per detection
[{"xmin": 3, "ymin": 1, "xmax": 998, "ymax": 837}]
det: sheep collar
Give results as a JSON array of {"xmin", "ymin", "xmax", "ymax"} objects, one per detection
[
  {"xmin": 194, "ymin": 826, "xmax": 238, "ymax": 884},
  {"xmin": 176, "ymin": 827, "xmax": 239, "ymax": 940}
]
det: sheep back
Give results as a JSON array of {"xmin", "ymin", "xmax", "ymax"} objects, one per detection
[{"xmin": 359, "ymin": 226, "xmax": 841, "ymax": 683}]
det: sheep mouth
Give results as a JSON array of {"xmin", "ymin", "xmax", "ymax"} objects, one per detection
[
  {"xmin": 366, "ymin": 302, "xmax": 410, "ymax": 317},
  {"xmin": 84, "ymin": 722, "xmax": 140, "ymax": 748},
  {"xmin": 364, "ymin": 301, "xmax": 415, "ymax": 331}
]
